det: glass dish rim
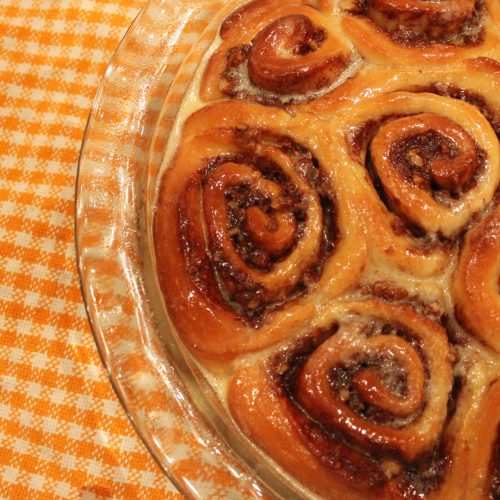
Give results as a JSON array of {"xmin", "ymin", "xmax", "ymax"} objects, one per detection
[
  {"xmin": 74, "ymin": 3, "xmax": 190, "ymax": 495},
  {"xmin": 75, "ymin": 1, "xmax": 261, "ymax": 497}
]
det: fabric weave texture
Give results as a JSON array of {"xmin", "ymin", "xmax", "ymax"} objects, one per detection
[{"xmin": 0, "ymin": 0, "xmax": 181, "ymax": 497}]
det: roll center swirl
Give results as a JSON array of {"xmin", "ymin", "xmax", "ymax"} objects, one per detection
[
  {"xmin": 362, "ymin": 109, "xmax": 490, "ymax": 238},
  {"xmin": 204, "ymin": 160, "xmax": 301, "ymax": 270},
  {"xmin": 294, "ymin": 321, "xmax": 431, "ymax": 460},
  {"xmin": 374, "ymin": 113, "xmax": 478, "ymax": 192},
  {"xmin": 174, "ymin": 127, "xmax": 339, "ymax": 319},
  {"xmin": 247, "ymin": 14, "xmax": 349, "ymax": 94},
  {"xmin": 245, "ymin": 206, "xmax": 297, "ymax": 256},
  {"xmin": 206, "ymin": 3, "xmax": 356, "ymax": 104}
]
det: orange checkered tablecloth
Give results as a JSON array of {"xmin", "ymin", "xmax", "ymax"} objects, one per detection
[{"xmin": 0, "ymin": 0, "xmax": 182, "ymax": 497}]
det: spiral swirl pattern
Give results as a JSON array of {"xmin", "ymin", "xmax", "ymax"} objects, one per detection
[
  {"xmin": 334, "ymin": 91, "xmax": 499, "ymax": 275},
  {"xmin": 342, "ymin": 0, "xmax": 500, "ymax": 64},
  {"xmin": 228, "ymin": 301, "xmax": 453, "ymax": 498},
  {"xmin": 200, "ymin": 0, "xmax": 356, "ymax": 105},
  {"xmin": 199, "ymin": 152, "xmax": 327, "ymax": 310},
  {"xmin": 154, "ymin": 100, "xmax": 366, "ymax": 361}
]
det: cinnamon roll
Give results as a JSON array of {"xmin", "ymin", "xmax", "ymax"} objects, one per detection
[
  {"xmin": 228, "ymin": 301, "xmax": 454, "ymax": 498},
  {"xmin": 466, "ymin": 379, "xmax": 500, "ymax": 499},
  {"xmin": 336, "ymin": 91, "xmax": 499, "ymax": 275},
  {"xmin": 432, "ymin": 362, "xmax": 500, "ymax": 500},
  {"xmin": 200, "ymin": 0, "xmax": 359, "ymax": 106},
  {"xmin": 152, "ymin": 0, "xmax": 500, "ymax": 496},
  {"xmin": 342, "ymin": 0, "xmax": 500, "ymax": 64},
  {"xmin": 154, "ymin": 100, "xmax": 366, "ymax": 362}
]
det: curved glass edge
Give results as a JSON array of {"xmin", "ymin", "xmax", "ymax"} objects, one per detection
[{"xmin": 75, "ymin": 1, "xmax": 268, "ymax": 498}]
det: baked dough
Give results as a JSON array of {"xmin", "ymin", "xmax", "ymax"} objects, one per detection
[{"xmin": 153, "ymin": 0, "xmax": 500, "ymax": 497}]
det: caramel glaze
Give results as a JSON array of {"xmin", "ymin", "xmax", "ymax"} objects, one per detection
[
  {"xmin": 207, "ymin": 153, "xmax": 305, "ymax": 272},
  {"xmin": 221, "ymin": 42, "xmax": 350, "ymax": 107},
  {"xmin": 409, "ymin": 82, "xmax": 500, "ymax": 139},
  {"xmin": 155, "ymin": 1, "xmax": 500, "ymax": 495},
  {"xmin": 453, "ymin": 206, "xmax": 500, "ymax": 352},
  {"xmin": 179, "ymin": 127, "xmax": 337, "ymax": 324},
  {"xmin": 267, "ymin": 323, "xmax": 459, "ymax": 498},
  {"xmin": 348, "ymin": 113, "xmax": 487, "ymax": 242},
  {"xmin": 215, "ymin": 5, "xmax": 353, "ymax": 106},
  {"xmin": 387, "ymin": 127, "xmax": 485, "ymax": 202},
  {"xmin": 220, "ymin": 43, "xmax": 350, "ymax": 106},
  {"xmin": 270, "ymin": 332, "xmax": 392, "ymax": 497},
  {"xmin": 349, "ymin": 0, "xmax": 485, "ymax": 46},
  {"xmin": 247, "ymin": 15, "xmax": 329, "ymax": 94},
  {"xmin": 219, "ymin": 0, "xmax": 270, "ymax": 38}
]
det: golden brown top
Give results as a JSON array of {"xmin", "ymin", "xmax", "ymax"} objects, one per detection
[{"xmin": 153, "ymin": 1, "xmax": 500, "ymax": 498}]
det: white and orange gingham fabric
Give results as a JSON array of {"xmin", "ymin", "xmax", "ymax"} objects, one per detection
[{"xmin": 0, "ymin": 0, "xmax": 182, "ymax": 497}]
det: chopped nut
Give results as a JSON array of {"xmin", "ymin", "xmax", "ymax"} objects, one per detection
[
  {"xmin": 247, "ymin": 298, "xmax": 260, "ymax": 309},
  {"xmin": 440, "ymin": 142, "xmax": 450, "ymax": 155},
  {"xmin": 407, "ymin": 149, "xmax": 424, "ymax": 168},
  {"xmin": 219, "ymin": 79, "xmax": 230, "ymax": 92},
  {"xmin": 412, "ymin": 174, "xmax": 426, "ymax": 187},
  {"xmin": 339, "ymin": 389, "xmax": 350, "ymax": 402},
  {"xmin": 381, "ymin": 460, "xmax": 402, "ymax": 479},
  {"xmin": 429, "ymin": 301, "xmax": 444, "ymax": 315}
]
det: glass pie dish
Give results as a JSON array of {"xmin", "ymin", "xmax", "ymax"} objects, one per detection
[{"xmin": 75, "ymin": 0, "xmax": 302, "ymax": 498}]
